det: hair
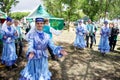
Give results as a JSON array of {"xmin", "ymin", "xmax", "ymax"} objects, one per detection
[
  {"xmin": 109, "ymin": 23, "xmax": 114, "ymax": 27},
  {"xmin": 14, "ymin": 20, "xmax": 19, "ymax": 23},
  {"xmin": 44, "ymin": 18, "xmax": 49, "ymax": 24},
  {"xmin": 88, "ymin": 19, "xmax": 92, "ymax": 23}
]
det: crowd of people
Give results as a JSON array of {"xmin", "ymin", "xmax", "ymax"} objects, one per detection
[
  {"xmin": 0, "ymin": 16, "xmax": 119, "ymax": 80},
  {"xmin": 0, "ymin": 17, "xmax": 67, "ymax": 80},
  {"xmin": 74, "ymin": 19, "xmax": 119, "ymax": 56}
]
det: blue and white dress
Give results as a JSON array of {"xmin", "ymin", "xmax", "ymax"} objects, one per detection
[
  {"xmin": 19, "ymin": 30, "xmax": 63, "ymax": 80},
  {"xmin": 98, "ymin": 26, "xmax": 110, "ymax": 53},
  {"xmin": 74, "ymin": 26, "xmax": 86, "ymax": 48},
  {"xmin": 1, "ymin": 25, "xmax": 18, "ymax": 66}
]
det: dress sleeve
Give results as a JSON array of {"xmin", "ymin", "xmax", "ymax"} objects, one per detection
[
  {"xmin": 76, "ymin": 27, "xmax": 79, "ymax": 34},
  {"xmin": 50, "ymin": 27, "xmax": 61, "ymax": 36},
  {"xmin": 26, "ymin": 34, "xmax": 36, "ymax": 58},
  {"xmin": 48, "ymin": 39, "xmax": 63, "ymax": 58},
  {"xmin": 92, "ymin": 25, "xmax": 95, "ymax": 33},
  {"xmin": 1, "ymin": 30, "xmax": 5, "ymax": 40},
  {"xmin": 101, "ymin": 29, "xmax": 103, "ymax": 35},
  {"xmin": 13, "ymin": 29, "xmax": 18, "ymax": 39}
]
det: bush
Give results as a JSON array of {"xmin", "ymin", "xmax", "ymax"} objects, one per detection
[{"xmin": 10, "ymin": 12, "xmax": 30, "ymax": 20}]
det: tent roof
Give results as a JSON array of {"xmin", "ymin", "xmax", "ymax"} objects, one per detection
[
  {"xmin": 27, "ymin": 5, "xmax": 55, "ymax": 18},
  {"xmin": 0, "ymin": 10, "xmax": 7, "ymax": 19}
]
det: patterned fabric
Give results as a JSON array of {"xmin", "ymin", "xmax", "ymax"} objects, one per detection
[
  {"xmin": 19, "ymin": 30, "xmax": 63, "ymax": 80},
  {"xmin": 1, "ymin": 25, "xmax": 18, "ymax": 66},
  {"xmin": 98, "ymin": 26, "xmax": 110, "ymax": 53},
  {"xmin": 74, "ymin": 26, "xmax": 86, "ymax": 48}
]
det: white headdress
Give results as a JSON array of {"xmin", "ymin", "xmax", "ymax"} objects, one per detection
[
  {"xmin": 25, "ymin": 22, "xmax": 36, "ymax": 40},
  {"xmin": 1, "ymin": 21, "xmax": 7, "ymax": 31}
]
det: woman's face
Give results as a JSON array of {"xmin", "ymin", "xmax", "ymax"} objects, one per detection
[
  {"xmin": 88, "ymin": 20, "xmax": 91, "ymax": 24},
  {"xmin": 6, "ymin": 21, "xmax": 13, "ymax": 26},
  {"xmin": 14, "ymin": 21, "xmax": 19, "ymax": 26},
  {"xmin": 104, "ymin": 23, "xmax": 108, "ymax": 27},
  {"xmin": 109, "ymin": 24, "xmax": 112, "ymax": 28},
  {"xmin": 109, "ymin": 23, "xmax": 113, "ymax": 28},
  {"xmin": 79, "ymin": 22, "xmax": 82, "ymax": 25},
  {"xmin": 35, "ymin": 22, "xmax": 44, "ymax": 30}
]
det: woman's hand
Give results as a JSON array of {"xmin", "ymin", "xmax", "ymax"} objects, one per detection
[
  {"xmin": 29, "ymin": 52, "xmax": 34, "ymax": 59},
  {"xmin": 60, "ymin": 50, "xmax": 68, "ymax": 56}
]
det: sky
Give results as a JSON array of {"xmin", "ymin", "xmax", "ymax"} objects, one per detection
[{"xmin": 11, "ymin": 0, "xmax": 43, "ymax": 12}]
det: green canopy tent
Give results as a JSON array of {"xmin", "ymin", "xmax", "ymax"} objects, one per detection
[{"xmin": 26, "ymin": 5, "xmax": 64, "ymax": 30}]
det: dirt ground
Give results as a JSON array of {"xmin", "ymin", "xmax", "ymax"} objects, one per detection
[{"xmin": 0, "ymin": 30, "xmax": 120, "ymax": 80}]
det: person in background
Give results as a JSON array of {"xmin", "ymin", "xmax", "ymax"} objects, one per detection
[
  {"xmin": 109, "ymin": 23, "xmax": 113, "ymax": 50},
  {"xmin": 1, "ymin": 17, "xmax": 18, "ymax": 70},
  {"xmin": 25, "ymin": 24, "xmax": 31, "ymax": 34},
  {"xmin": 0, "ymin": 21, "xmax": 2, "ymax": 44},
  {"xmin": 98, "ymin": 21, "xmax": 110, "ymax": 56},
  {"xmin": 0, "ymin": 21, "xmax": 5, "ymax": 68},
  {"xmin": 43, "ymin": 18, "xmax": 61, "ymax": 61},
  {"xmin": 19, "ymin": 18, "xmax": 67, "ymax": 80},
  {"xmin": 109, "ymin": 23, "xmax": 119, "ymax": 51},
  {"xmin": 74, "ymin": 20, "xmax": 86, "ymax": 50},
  {"xmin": 14, "ymin": 20, "xmax": 23, "ymax": 58},
  {"xmin": 0, "ymin": 22, "xmax": 2, "ymax": 43},
  {"xmin": 92, "ymin": 22, "xmax": 97, "ymax": 44},
  {"xmin": 86, "ymin": 19, "xmax": 95, "ymax": 48}
]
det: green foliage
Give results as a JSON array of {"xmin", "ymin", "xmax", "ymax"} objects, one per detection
[
  {"xmin": 81, "ymin": 0, "xmax": 120, "ymax": 20},
  {"xmin": 44, "ymin": 0, "xmax": 85, "ymax": 21},
  {"xmin": 10, "ymin": 12, "xmax": 29, "ymax": 20},
  {"xmin": 44, "ymin": 0, "xmax": 120, "ymax": 21},
  {"xmin": 81, "ymin": 0, "xmax": 105, "ymax": 21},
  {"xmin": 0, "ymin": 0, "xmax": 19, "ymax": 15},
  {"xmin": 107, "ymin": 0, "xmax": 120, "ymax": 19}
]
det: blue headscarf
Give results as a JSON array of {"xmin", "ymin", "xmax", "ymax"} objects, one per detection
[
  {"xmin": 35, "ymin": 18, "xmax": 44, "ymax": 22},
  {"xmin": 104, "ymin": 21, "xmax": 108, "ymax": 24},
  {"xmin": 78, "ymin": 20, "xmax": 82, "ymax": 23},
  {"xmin": 6, "ymin": 17, "xmax": 12, "ymax": 22},
  {"xmin": 26, "ymin": 18, "xmax": 45, "ymax": 41}
]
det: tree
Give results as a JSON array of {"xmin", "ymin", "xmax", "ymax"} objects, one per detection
[
  {"xmin": 0, "ymin": 0, "xmax": 19, "ymax": 15},
  {"xmin": 10, "ymin": 12, "xmax": 29, "ymax": 20},
  {"xmin": 81, "ymin": 0, "xmax": 120, "ymax": 20},
  {"xmin": 43, "ymin": 0, "xmax": 120, "ymax": 21},
  {"xmin": 107, "ymin": 0, "xmax": 120, "ymax": 19},
  {"xmin": 44, "ymin": 0, "xmax": 64, "ymax": 18},
  {"xmin": 81, "ymin": 0, "xmax": 104, "ymax": 21},
  {"xmin": 44, "ymin": 0, "xmax": 84, "ymax": 21}
]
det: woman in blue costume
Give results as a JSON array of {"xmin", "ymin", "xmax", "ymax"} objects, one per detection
[
  {"xmin": 98, "ymin": 21, "xmax": 110, "ymax": 56},
  {"xmin": 74, "ymin": 20, "xmax": 86, "ymax": 49},
  {"xmin": 19, "ymin": 18, "xmax": 67, "ymax": 80},
  {"xmin": 1, "ymin": 17, "xmax": 18, "ymax": 69}
]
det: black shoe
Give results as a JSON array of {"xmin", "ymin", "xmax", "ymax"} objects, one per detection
[
  {"xmin": 90, "ymin": 47, "xmax": 93, "ymax": 49},
  {"xmin": 6, "ymin": 66, "xmax": 12, "ymax": 70},
  {"xmin": 101, "ymin": 53, "xmax": 105, "ymax": 57},
  {"xmin": 51, "ymin": 57, "xmax": 59, "ymax": 61},
  {"xmin": 90, "ymin": 44, "xmax": 93, "ymax": 48},
  {"xmin": 110, "ymin": 48, "xmax": 112, "ymax": 51},
  {"xmin": 19, "ymin": 55, "xmax": 24, "ymax": 59},
  {"xmin": 86, "ymin": 45, "xmax": 89, "ymax": 48},
  {"xmin": 12, "ymin": 64, "xmax": 18, "ymax": 68}
]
